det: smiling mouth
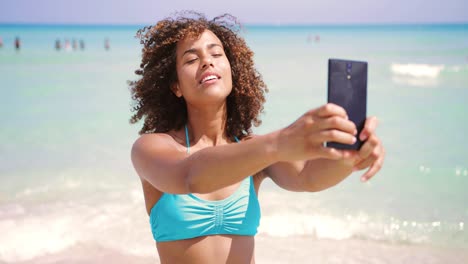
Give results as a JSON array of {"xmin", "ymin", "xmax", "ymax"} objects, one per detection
[{"xmin": 200, "ymin": 74, "xmax": 220, "ymax": 84}]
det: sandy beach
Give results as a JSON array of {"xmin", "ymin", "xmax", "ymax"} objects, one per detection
[{"xmin": 8, "ymin": 236, "xmax": 468, "ymax": 264}]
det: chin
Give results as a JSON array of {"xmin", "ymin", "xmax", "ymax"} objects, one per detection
[{"xmin": 203, "ymin": 84, "xmax": 231, "ymax": 95}]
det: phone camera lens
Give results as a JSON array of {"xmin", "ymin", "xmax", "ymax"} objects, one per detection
[{"xmin": 346, "ymin": 62, "xmax": 352, "ymax": 74}]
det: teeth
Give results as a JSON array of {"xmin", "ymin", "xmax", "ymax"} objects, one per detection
[{"xmin": 202, "ymin": 75, "xmax": 218, "ymax": 83}]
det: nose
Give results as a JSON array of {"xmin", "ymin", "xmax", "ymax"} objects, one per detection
[{"xmin": 201, "ymin": 55, "xmax": 213, "ymax": 69}]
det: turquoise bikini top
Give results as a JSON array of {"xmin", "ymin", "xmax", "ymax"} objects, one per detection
[{"xmin": 149, "ymin": 126, "xmax": 261, "ymax": 242}]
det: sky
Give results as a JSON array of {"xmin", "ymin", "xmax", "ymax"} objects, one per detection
[{"xmin": 0, "ymin": 0, "xmax": 467, "ymax": 25}]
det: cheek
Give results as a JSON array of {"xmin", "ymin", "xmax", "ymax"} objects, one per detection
[
  {"xmin": 222, "ymin": 60, "xmax": 233, "ymax": 84},
  {"xmin": 223, "ymin": 69, "xmax": 233, "ymax": 89},
  {"xmin": 177, "ymin": 67, "xmax": 197, "ymax": 85}
]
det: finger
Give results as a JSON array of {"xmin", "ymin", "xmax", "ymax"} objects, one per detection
[
  {"xmin": 357, "ymin": 134, "xmax": 380, "ymax": 160},
  {"xmin": 315, "ymin": 103, "xmax": 348, "ymax": 118},
  {"xmin": 318, "ymin": 129, "xmax": 357, "ymax": 146},
  {"xmin": 360, "ymin": 116, "xmax": 378, "ymax": 141},
  {"xmin": 353, "ymin": 156, "xmax": 376, "ymax": 171},
  {"xmin": 355, "ymin": 135, "xmax": 381, "ymax": 170},
  {"xmin": 316, "ymin": 146, "xmax": 346, "ymax": 160},
  {"xmin": 341, "ymin": 150, "xmax": 361, "ymax": 166},
  {"xmin": 360, "ymin": 158, "xmax": 383, "ymax": 182},
  {"xmin": 317, "ymin": 116, "xmax": 357, "ymax": 135},
  {"xmin": 361, "ymin": 147, "xmax": 385, "ymax": 181}
]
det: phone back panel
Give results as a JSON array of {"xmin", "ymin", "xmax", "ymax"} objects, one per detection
[{"xmin": 327, "ymin": 59, "xmax": 367, "ymax": 150}]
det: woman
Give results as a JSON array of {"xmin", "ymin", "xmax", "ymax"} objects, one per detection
[{"xmin": 130, "ymin": 11, "xmax": 384, "ymax": 263}]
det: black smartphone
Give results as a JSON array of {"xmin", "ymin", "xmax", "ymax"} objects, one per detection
[{"xmin": 326, "ymin": 58, "xmax": 367, "ymax": 150}]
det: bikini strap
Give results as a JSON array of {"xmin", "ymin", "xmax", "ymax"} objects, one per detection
[{"xmin": 185, "ymin": 125, "xmax": 190, "ymax": 154}]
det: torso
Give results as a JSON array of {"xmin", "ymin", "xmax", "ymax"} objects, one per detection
[{"xmin": 140, "ymin": 131, "xmax": 266, "ymax": 263}]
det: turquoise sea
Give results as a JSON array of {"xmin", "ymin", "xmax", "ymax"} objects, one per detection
[{"xmin": 0, "ymin": 23, "xmax": 467, "ymax": 263}]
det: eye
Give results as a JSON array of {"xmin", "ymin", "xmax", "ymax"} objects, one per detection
[
  {"xmin": 186, "ymin": 58, "xmax": 198, "ymax": 64},
  {"xmin": 212, "ymin": 53, "xmax": 223, "ymax": 57}
]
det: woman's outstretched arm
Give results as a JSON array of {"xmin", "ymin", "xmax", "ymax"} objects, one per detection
[{"xmin": 131, "ymin": 103, "xmax": 357, "ymax": 194}]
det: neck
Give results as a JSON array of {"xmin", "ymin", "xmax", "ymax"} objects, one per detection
[{"xmin": 186, "ymin": 102, "xmax": 229, "ymax": 146}]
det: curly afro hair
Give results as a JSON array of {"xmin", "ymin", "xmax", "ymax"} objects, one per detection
[{"xmin": 129, "ymin": 11, "xmax": 268, "ymax": 139}]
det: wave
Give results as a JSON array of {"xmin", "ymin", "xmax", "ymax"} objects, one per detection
[
  {"xmin": 391, "ymin": 63, "xmax": 445, "ymax": 78},
  {"xmin": 259, "ymin": 212, "xmax": 466, "ymax": 247},
  {"xmin": 390, "ymin": 63, "xmax": 468, "ymax": 87},
  {"xmin": 0, "ymin": 189, "xmax": 152, "ymax": 263}
]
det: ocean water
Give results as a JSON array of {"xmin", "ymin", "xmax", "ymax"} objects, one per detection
[{"xmin": 0, "ymin": 23, "xmax": 467, "ymax": 263}]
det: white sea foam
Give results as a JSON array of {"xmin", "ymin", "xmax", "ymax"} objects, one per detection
[
  {"xmin": 0, "ymin": 188, "xmax": 153, "ymax": 263},
  {"xmin": 258, "ymin": 211, "xmax": 456, "ymax": 246},
  {"xmin": 391, "ymin": 63, "xmax": 445, "ymax": 78},
  {"xmin": 0, "ymin": 213, "xmax": 76, "ymax": 262},
  {"xmin": 258, "ymin": 213, "xmax": 351, "ymax": 239},
  {"xmin": 390, "ymin": 63, "xmax": 448, "ymax": 87}
]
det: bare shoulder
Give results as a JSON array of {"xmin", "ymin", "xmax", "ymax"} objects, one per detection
[
  {"xmin": 130, "ymin": 131, "xmax": 192, "ymax": 194},
  {"xmin": 133, "ymin": 132, "xmax": 179, "ymax": 146},
  {"xmin": 131, "ymin": 132, "xmax": 186, "ymax": 179},
  {"xmin": 132, "ymin": 132, "xmax": 184, "ymax": 158}
]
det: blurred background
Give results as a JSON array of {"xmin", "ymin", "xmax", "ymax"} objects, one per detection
[{"xmin": 1, "ymin": 1, "xmax": 467, "ymax": 263}]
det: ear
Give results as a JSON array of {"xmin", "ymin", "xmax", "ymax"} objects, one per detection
[{"xmin": 171, "ymin": 83, "xmax": 183, "ymax": 98}]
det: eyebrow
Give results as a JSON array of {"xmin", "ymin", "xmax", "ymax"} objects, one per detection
[{"xmin": 182, "ymin": 43, "xmax": 223, "ymax": 57}]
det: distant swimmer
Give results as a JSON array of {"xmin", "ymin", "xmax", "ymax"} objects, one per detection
[
  {"xmin": 72, "ymin": 39, "xmax": 78, "ymax": 50},
  {"xmin": 55, "ymin": 39, "xmax": 61, "ymax": 51},
  {"xmin": 80, "ymin": 39, "xmax": 85, "ymax": 50},
  {"xmin": 0, "ymin": 36, "xmax": 3, "ymax": 48},
  {"xmin": 64, "ymin": 39, "xmax": 71, "ymax": 52},
  {"xmin": 104, "ymin": 38, "xmax": 110, "ymax": 51},
  {"xmin": 314, "ymin": 34, "xmax": 320, "ymax": 43},
  {"xmin": 15, "ymin": 37, "xmax": 21, "ymax": 51},
  {"xmin": 306, "ymin": 34, "xmax": 320, "ymax": 43}
]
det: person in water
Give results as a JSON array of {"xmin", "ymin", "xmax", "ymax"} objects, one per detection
[
  {"xmin": 130, "ymin": 11, "xmax": 385, "ymax": 263},
  {"xmin": 15, "ymin": 37, "xmax": 21, "ymax": 51}
]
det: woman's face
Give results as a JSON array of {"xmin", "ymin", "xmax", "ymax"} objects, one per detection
[{"xmin": 174, "ymin": 30, "xmax": 233, "ymax": 106}]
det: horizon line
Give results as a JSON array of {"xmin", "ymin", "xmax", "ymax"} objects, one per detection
[{"xmin": 1, "ymin": 21, "xmax": 467, "ymax": 27}]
